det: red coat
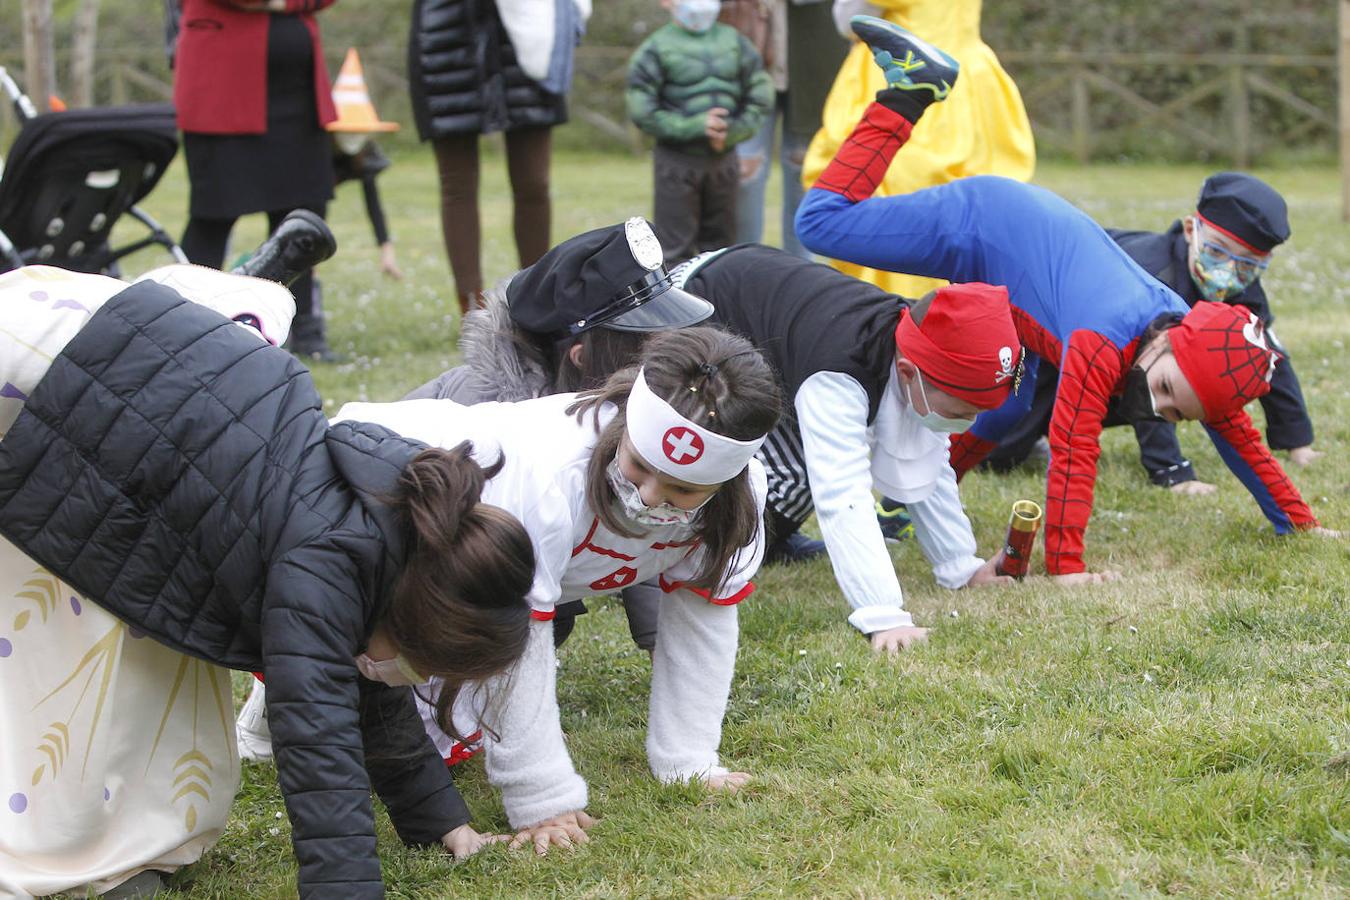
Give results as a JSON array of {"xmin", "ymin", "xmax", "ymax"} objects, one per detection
[{"xmin": 174, "ymin": 0, "xmax": 338, "ymax": 135}]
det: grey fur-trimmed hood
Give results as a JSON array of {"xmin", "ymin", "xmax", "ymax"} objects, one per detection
[{"xmin": 458, "ymin": 278, "xmax": 551, "ymax": 403}]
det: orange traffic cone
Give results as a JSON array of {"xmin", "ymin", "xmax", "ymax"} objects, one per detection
[{"xmin": 326, "ymin": 48, "xmax": 399, "ymax": 133}]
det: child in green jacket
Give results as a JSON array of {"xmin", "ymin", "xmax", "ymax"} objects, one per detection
[{"xmin": 626, "ymin": 0, "xmax": 773, "ymax": 264}]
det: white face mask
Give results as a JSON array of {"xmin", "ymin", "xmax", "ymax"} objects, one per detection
[
  {"xmin": 354, "ymin": 651, "xmax": 424, "ymax": 687},
  {"xmin": 673, "ymin": 0, "xmax": 720, "ymax": 33},
  {"xmin": 907, "ymin": 370, "xmax": 976, "ymax": 434},
  {"xmin": 606, "ymin": 455, "xmax": 710, "ymax": 527}
]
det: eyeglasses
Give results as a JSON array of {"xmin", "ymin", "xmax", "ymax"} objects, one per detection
[{"xmin": 1195, "ymin": 223, "xmax": 1270, "ymax": 284}]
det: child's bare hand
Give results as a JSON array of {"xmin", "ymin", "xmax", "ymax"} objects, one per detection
[
  {"xmin": 705, "ymin": 107, "xmax": 729, "ymax": 151},
  {"xmin": 705, "ymin": 771, "xmax": 751, "ymax": 793},
  {"xmin": 441, "ymin": 824, "xmax": 508, "ymax": 859},
  {"xmin": 509, "ymin": 810, "xmax": 596, "ymax": 856},
  {"xmin": 870, "ymin": 625, "xmax": 929, "ymax": 656},
  {"xmin": 1051, "ymin": 571, "xmax": 1121, "ymax": 586}
]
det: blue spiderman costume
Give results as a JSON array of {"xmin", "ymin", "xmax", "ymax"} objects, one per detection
[{"xmin": 793, "ymin": 22, "xmax": 1317, "ymax": 575}]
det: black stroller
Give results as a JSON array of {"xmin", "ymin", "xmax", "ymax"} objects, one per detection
[{"xmin": 0, "ymin": 66, "xmax": 186, "ymax": 275}]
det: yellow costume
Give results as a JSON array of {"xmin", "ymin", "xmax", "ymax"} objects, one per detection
[{"xmin": 802, "ymin": 0, "xmax": 1035, "ymax": 297}]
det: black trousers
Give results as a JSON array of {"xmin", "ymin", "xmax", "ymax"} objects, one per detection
[{"xmin": 652, "ymin": 145, "xmax": 739, "ymax": 265}]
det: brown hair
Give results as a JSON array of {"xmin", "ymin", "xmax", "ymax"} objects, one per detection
[
  {"xmin": 381, "ymin": 442, "xmax": 535, "ymax": 738},
  {"xmin": 567, "ymin": 327, "xmax": 782, "ymax": 594},
  {"xmin": 550, "ymin": 328, "xmax": 651, "ymax": 393}
]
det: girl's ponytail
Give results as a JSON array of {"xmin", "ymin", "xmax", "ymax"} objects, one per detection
[{"xmin": 383, "ymin": 442, "xmax": 534, "ymax": 737}]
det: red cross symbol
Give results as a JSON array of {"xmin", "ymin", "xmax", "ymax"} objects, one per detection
[{"xmin": 663, "ymin": 426, "xmax": 704, "ymax": 465}]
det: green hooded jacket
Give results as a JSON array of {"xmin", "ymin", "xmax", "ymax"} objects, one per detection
[{"xmin": 625, "ymin": 21, "xmax": 774, "ymax": 157}]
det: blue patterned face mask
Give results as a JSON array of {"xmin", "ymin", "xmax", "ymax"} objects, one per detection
[
  {"xmin": 1189, "ymin": 222, "xmax": 1266, "ymax": 302},
  {"xmin": 673, "ymin": 0, "xmax": 720, "ymax": 33}
]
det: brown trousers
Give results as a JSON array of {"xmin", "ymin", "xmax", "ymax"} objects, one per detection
[{"xmin": 433, "ymin": 127, "xmax": 553, "ymax": 313}]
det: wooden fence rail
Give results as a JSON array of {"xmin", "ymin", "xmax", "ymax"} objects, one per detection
[{"xmin": 1, "ymin": 45, "xmax": 1337, "ymax": 168}]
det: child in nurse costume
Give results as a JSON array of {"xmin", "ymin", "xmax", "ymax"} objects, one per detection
[{"xmin": 334, "ymin": 326, "xmax": 782, "ymax": 852}]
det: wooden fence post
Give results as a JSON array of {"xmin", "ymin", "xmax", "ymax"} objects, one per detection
[
  {"xmin": 1341, "ymin": 0, "xmax": 1350, "ymax": 220},
  {"xmin": 1230, "ymin": 23, "xmax": 1252, "ymax": 168},
  {"xmin": 1072, "ymin": 67, "xmax": 1090, "ymax": 163}
]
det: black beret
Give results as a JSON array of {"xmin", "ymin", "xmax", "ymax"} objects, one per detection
[
  {"xmin": 1196, "ymin": 172, "xmax": 1290, "ymax": 254},
  {"xmin": 507, "ymin": 218, "xmax": 713, "ymax": 340}
]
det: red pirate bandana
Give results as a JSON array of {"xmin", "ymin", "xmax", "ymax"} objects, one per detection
[
  {"xmin": 1169, "ymin": 301, "xmax": 1281, "ymax": 420},
  {"xmin": 894, "ymin": 282, "xmax": 1022, "ymax": 409}
]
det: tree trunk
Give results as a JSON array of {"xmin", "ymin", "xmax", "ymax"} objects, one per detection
[
  {"xmin": 71, "ymin": 0, "xmax": 103, "ymax": 108},
  {"xmin": 22, "ymin": 0, "xmax": 57, "ymax": 114}
]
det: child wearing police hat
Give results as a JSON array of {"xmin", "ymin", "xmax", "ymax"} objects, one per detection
[
  {"xmin": 987, "ymin": 172, "xmax": 1320, "ymax": 489},
  {"xmin": 794, "ymin": 17, "xmax": 1339, "ymax": 584},
  {"xmin": 234, "ymin": 218, "xmax": 716, "ymax": 759}
]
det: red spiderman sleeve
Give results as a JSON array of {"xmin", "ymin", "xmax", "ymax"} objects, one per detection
[
  {"xmin": 1043, "ymin": 331, "xmax": 1126, "ymax": 575},
  {"xmin": 948, "ymin": 432, "xmax": 997, "ymax": 481},
  {"xmin": 813, "ymin": 102, "xmax": 914, "ymax": 203},
  {"xmin": 1205, "ymin": 410, "xmax": 1319, "ymax": 530}
]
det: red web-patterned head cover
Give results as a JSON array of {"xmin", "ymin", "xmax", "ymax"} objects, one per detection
[{"xmin": 1169, "ymin": 301, "xmax": 1282, "ymax": 420}]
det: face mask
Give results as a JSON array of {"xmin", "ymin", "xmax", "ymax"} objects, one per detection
[
  {"xmin": 906, "ymin": 370, "xmax": 975, "ymax": 434},
  {"xmin": 673, "ymin": 0, "xmax": 720, "ymax": 33},
  {"xmin": 1116, "ymin": 349, "xmax": 1168, "ymax": 423},
  {"xmin": 355, "ymin": 651, "xmax": 424, "ymax": 687},
  {"xmin": 606, "ymin": 455, "xmax": 710, "ymax": 527},
  {"xmin": 1188, "ymin": 222, "xmax": 1260, "ymax": 302}
]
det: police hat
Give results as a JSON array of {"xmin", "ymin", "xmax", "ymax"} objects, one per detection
[
  {"xmin": 1196, "ymin": 172, "xmax": 1290, "ymax": 254},
  {"xmin": 507, "ymin": 218, "xmax": 714, "ymax": 340}
]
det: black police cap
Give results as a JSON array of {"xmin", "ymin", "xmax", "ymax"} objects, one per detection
[
  {"xmin": 1196, "ymin": 172, "xmax": 1290, "ymax": 254},
  {"xmin": 507, "ymin": 218, "xmax": 714, "ymax": 340}
]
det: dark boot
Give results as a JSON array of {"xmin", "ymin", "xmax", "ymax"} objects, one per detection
[
  {"xmin": 232, "ymin": 210, "xmax": 337, "ymax": 287},
  {"xmin": 286, "ymin": 312, "xmax": 339, "ymax": 363}
]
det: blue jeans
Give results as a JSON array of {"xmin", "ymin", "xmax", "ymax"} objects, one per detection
[{"xmin": 735, "ymin": 93, "xmax": 811, "ymax": 258}]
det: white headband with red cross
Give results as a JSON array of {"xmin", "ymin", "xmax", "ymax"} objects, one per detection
[{"xmin": 625, "ymin": 367, "xmax": 765, "ymax": 486}]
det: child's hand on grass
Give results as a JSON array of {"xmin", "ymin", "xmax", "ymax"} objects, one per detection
[
  {"xmin": 441, "ymin": 823, "xmax": 509, "ymax": 859},
  {"xmin": 870, "ymin": 625, "xmax": 929, "ymax": 656},
  {"xmin": 706, "ymin": 771, "xmax": 751, "ymax": 793},
  {"xmin": 965, "ymin": 556, "xmax": 1014, "ymax": 588},
  {"xmin": 1169, "ymin": 480, "xmax": 1217, "ymax": 496},
  {"xmin": 705, "ymin": 107, "xmax": 729, "ymax": 152},
  {"xmin": 510, "ymin": 810, "xmax": 596, "ymax": 856}
]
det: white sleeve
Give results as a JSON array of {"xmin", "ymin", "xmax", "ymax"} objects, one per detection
[
  {"xmin": 646, "ymin": 589, "xmax": 737, "ymax": 783},
  {"xmin": 906, "ymin": 459, "xmax": 985, "ymax": 589},
  {"xmin": 795, "ymin": 371, "xmax": 913, "ymax": 635},
  {"xmin": 646, "ymin": 461, "xmax": 765, "ymax": 782},
  {"xmin": 479, "ymin": 621, "xmax": 588, "ymax": 829}
]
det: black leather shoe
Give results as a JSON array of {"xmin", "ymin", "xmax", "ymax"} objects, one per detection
[{"xmin": 232, "ymin": 210, "xmax": 337, "ymax": 287}]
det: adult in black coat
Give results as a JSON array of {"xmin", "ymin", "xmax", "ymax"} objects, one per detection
[
  {"xmin": 0, "ymin": 277, "xmax": 535, "ymax": 898},
  {"xmin": 409, "ymin": 0, "xmax": 586, "ymax": 314},
  {"xmin": 985, "ymin": 172, "xmax": 1319, "ymax": 490}
]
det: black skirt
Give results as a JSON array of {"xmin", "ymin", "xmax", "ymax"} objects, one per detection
[{"xmin": 183, "ymin": 14, "xmax": 335, "ymax": 220}]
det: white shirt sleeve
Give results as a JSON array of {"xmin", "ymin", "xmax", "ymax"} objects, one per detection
[
  {"xmin": 794, "ymin": 371, "xmax": 913, "ymax": 635},
  {"xmin": 905, "ymin": 459, "xmax": 984, "ymax": 589},
  {"xmin": 479, "ymin": 621, "xmax": 588, "ymax": 829}
]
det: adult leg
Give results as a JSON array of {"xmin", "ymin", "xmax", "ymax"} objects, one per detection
[
  {"xmin": 779, "ymin": 126, "xmax": 811, "ymax": 259},
  {"xmin": 504, "ymin": 126, "xmax": 553, "ymax": 269},
  {"xmin": 733, "ymin": 100, "xmax": 777, "ymax": 244},
  {"xmin": 652, "ymin": 145, "xmax": 704, "ymax": 265},
  {"xmin": 432, "ymin": 134, "xmax": 483, "ymax": 314},
  {"xmin": 179, "ymin": 216, "xmax": 236, "ymax": 269}
]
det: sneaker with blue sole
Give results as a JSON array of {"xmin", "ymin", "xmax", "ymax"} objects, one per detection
[
  {"xmin": 876, "ymin": 498, "xmax": 914, "ymax": 544},
  {"xmin": 850, "ymin": 15, "xmax": 960, "ymax": 100}
]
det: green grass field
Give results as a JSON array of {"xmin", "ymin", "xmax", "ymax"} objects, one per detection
[{"xmin": 111, "ymin": 149, "xmax": 1349, "ymax": 898}]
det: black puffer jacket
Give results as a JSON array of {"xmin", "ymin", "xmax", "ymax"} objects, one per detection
[
  {"xmin": 409, "ymin": 0, "xmax": 568, "ymax": 139},
  {"xmin": 0, "ymin": 282, "xmax": 468, "ymax": 899}
]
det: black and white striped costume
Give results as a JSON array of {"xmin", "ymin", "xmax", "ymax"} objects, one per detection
[{"xmin": 674, "ymin": 244, "xmax": 985, "ymax": 633}]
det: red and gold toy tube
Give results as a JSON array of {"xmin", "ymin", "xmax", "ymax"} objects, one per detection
[{"xmin": 994, "ymin": 499, "xmax": 1043, "ymax": 580}]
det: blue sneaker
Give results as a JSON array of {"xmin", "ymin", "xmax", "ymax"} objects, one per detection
[
  {"xmin": 850, "ymin": 15, "xmax": 960, "ymax": 100},
  {"xmin": 764, "ymin": 530, "xmax": 828, "ymax": 566},
  {"xmin": 875, "ymin": 498, "xmax": 914, "ymax": 544}
]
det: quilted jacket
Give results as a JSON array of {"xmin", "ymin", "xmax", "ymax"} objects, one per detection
[
  {"xmin": 409, "ymin": 0, "xmax": 568, "ymax": 139},
  {"xmin": 0, "ymin": 281, "xmax": 468, "ymax": 899}
]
